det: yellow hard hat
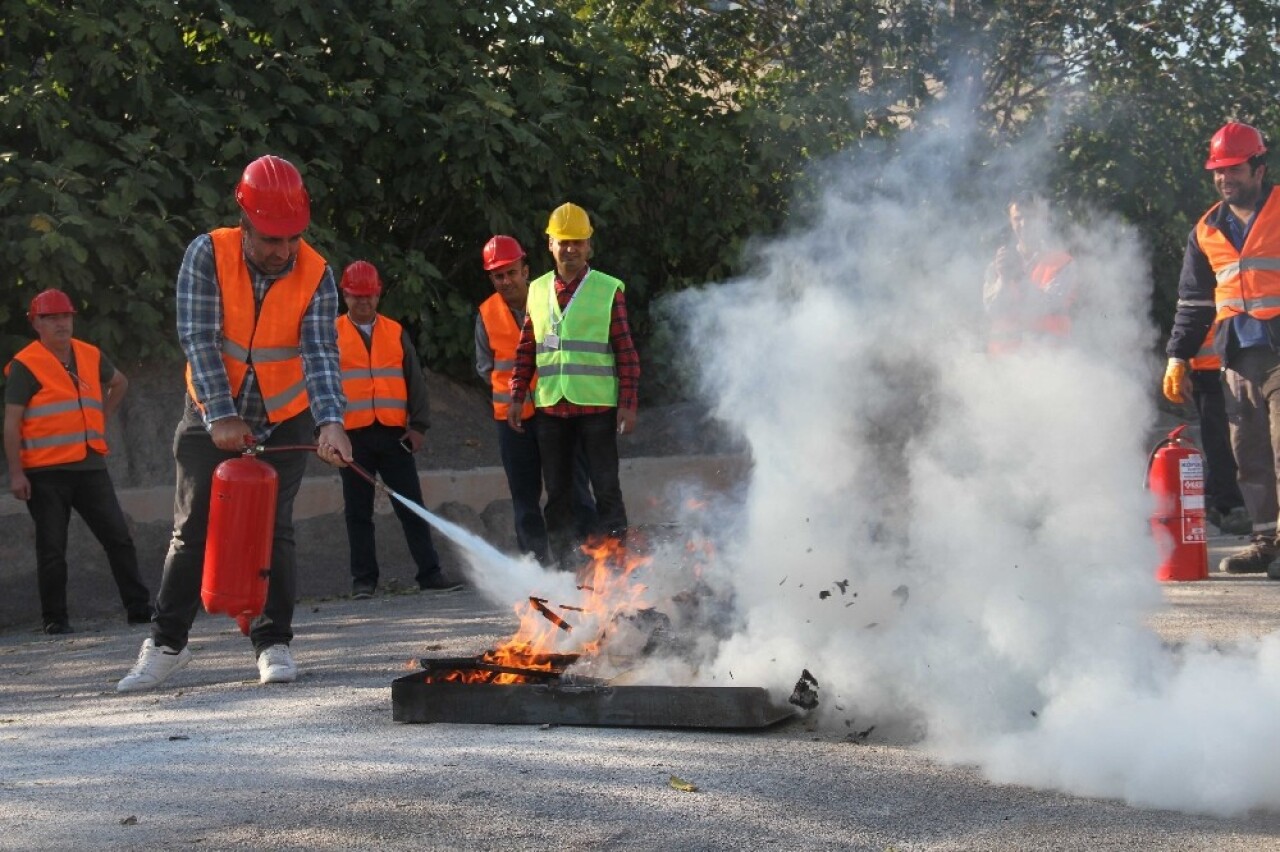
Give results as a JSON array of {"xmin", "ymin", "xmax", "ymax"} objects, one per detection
[{"xmin": 545, "ymin": 202, "xmax": 593, "ymax": 240}]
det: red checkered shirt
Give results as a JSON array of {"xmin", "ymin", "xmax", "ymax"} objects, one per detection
[{"xmin": 509, "ymin": 266, "xmax": 640, "ymax": 417}]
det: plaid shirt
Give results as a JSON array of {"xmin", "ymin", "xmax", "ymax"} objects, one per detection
[
  {"xmin": 509, "ymin": 265, "xmax": 640, "ymax": 416},
  {"xmin": 177, "ymin": 232, "xmax": 345, "ymax": 441}
]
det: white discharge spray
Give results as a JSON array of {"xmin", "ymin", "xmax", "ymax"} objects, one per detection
[
  {"xmin": 374, "ymin": 481, "xmax": 579, "ymax": 614},
  {"xmin": 663, "ymin": 108, "xmax": 1280, "ymax": 816}
]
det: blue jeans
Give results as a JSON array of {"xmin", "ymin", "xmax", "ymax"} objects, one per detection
[
  {"xmin": 25, "ymin": 467, "xmax": 150, "ymax": 626},
  {"xmin": 339, "ymin": 423, "xmax": 441, "ymax": 589}
]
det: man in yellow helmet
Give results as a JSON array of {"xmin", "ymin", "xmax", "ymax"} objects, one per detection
[{"xmin": 507, "ymin": 203, "xmax": 640, "ymax": 568}]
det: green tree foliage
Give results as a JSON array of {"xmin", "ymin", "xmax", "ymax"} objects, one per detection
[{"xmin": 2, "ymin": 0, "xmax": 1278, "ymax": 391}]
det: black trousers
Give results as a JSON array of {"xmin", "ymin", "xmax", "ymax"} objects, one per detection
[
  {"xmin": 25, "ymin": 467, "xmax": 151, "ymax": 626},
  {"xmin": 338, "ymin": 423, "xmax": 441, "ymax": 589},
  {"xmin": 152, "ymin": 402, "xmax": 311, "ymax": 654},
  {"xmin": 535, "ymin": 410, "xmax": 627, "ymax": 566},
  {"xmin": 1192, "ymin": 368, "xmax": 1244, "ymax": 513},
  {"xmin": 496, "ymin": 417, "xmax": 598, "ymax": 563}
]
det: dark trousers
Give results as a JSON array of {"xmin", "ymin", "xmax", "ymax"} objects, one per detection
[
  {"xmin": 536, "ymin": 410, "xmax": 626, "ymax": 566},
  {"xmin": 338, "ymin": 423, "xmax": 441, "ymax": 589},
  {"xmin": 496, "ymin": 417, "xmax": 598, "ymax": 563},
  {"xmin": 1191, "ymin": 368, "xmax": 1244, "ymax": 514},
  {"xmin": 1223, "ymin": 348, "xmax": 1280, "ymax": 535},
  {"xmin": 153, "ymin": 402, "xmax": 311, "ymax": 654},
  {"xmin": 25, "ymin": 467, "xmax": 151, "ymax": 626}
]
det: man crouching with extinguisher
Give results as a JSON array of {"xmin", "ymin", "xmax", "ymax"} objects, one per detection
[{"xmin": 117, "ymin": 155, "xmax": 352, "ymax": 692}]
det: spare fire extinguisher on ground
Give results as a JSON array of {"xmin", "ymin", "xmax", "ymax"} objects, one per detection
[
  {"xmin": 1145, "ymin": 424, "xmax": 1208, "ymax": 582},
  {"xmin": 202, "ymin": 453, "xmax": 279, "ymax": 634}
]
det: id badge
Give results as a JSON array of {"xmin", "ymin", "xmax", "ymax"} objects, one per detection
[{"xmin": 544, "ymin": 332, "xmax": 560, "ymax": 350}]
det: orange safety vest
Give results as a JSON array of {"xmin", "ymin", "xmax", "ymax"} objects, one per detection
[
  {"xmin": 183, "ymin": 227, "xmax": 327, "ymax": 423},
  {"xmin": 5, "ymin": 339, "xmax": 108, "ymax": 469},
  {"xmin": 1189, "ymin": 322, "xmax": 1220, "ymax": 371},
  {"xmin": 1202, "ymin": 190, "xmax": 1280, "ymax": 322},
  {"xmin": 336, "ymin": 314, "xmax": 409, "ymax": 430},
  {"xmin": 986, "ymin": 250, "xmax": 1075, "ymax": 355},
  {"xmin": 478, "ymin": 292, "xmax": 535, "ymax": 421}
]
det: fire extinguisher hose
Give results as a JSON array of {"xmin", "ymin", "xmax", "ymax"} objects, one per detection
[{"xmin": 245, "ymin": 443, "xmax": 391, "ymax": 501}]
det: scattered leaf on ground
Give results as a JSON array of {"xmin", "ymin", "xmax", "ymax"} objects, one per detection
[{"xmin": 669, "ymin": 775, "xmax": 698, "ymax": 793}]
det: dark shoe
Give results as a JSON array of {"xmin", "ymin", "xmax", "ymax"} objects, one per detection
[
  {"xmin": 127, "ymin": 609, "xmax": 153, "ymax": 625},
  {"xmin": 352, "ymin": 585, "xmax": 375, "ymax": 600},
  {"xmin": 43, "ymin": 621, "xmax": 74, "ymax": 635},
  {"xmin": 418, "ymin": 572, "xmax": 464, "ymax": 592},
  {"xmin": 1268, "ymin": 560, "xmax": 1280, "ymax": 581},
  {"xmin": 1208, "ymin": 506, "xmax": 1252, "ymax": 536},
  {"xmin": 1219, "ymin": 536, "xmax": 1279, "ymax": 574}
]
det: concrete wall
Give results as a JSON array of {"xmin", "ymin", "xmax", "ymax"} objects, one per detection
[{"xmin": 0, "ymin": 455, "xmax": 750, "ymax": 632}]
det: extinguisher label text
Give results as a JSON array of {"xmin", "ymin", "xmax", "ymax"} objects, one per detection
[
  {"xmin": 1179, "ymin": 455, "xmax": 1205, "ymax": 543},
  {"xmin": 1179, "ymin": 456, "xmax": 1204, "ymax": 512}
]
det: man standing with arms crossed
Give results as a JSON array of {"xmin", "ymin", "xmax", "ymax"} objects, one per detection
[
  {"xmin": 118, "ymin": 155, "xmax": 352, "ymax": 691},
  {"xmin": 507, "ymin": 204, "xmax": 639, "ymax": 569},
  {"xmin": 5, "ymin": 288, "xmax": 152, "ymax": 635},
  {"xmin": 1163, "ymin": 122, "xmax": 1280, "ymax": 576}
]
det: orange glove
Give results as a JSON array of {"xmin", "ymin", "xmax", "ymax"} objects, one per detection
[{"xmin": 1162, "ymin": 358, "xmax": 1188, "ymax": 404}]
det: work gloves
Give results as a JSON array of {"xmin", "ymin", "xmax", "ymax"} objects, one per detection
[{"xmin": 1162, "ymin": 358, "xmax": 1188, "ymax": 404}]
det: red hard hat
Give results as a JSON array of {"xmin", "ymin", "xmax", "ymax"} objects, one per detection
[
  {"xmin": 235, "ymin": 155, "xmax": 311, "ymax": 237},
  {"xmin": 340, "ymin": 260, "xmax": 382, "ymax": 296},
  {"xmin": 482, "ymin": 235, "xmax": 526, "ymax": 271},
  {"xmin": 1205, "ymin": 122, "xmax": 1267, "ymax": 170},
  {"xmin": 28, "ymin": 288, "xmax": 77, "ymax": 319}
]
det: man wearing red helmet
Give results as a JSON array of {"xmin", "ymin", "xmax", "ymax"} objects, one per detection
[
  {"xmin": 476, "ymin": 236, "xmax": 597, "ymax": 563},
  {"xmin": 4, "ymin": 289, "xmax": 153, "ymax": 635},
  {"xmin": 1163, "ymin": 122, "xmax": 1280, "ymax": 576},
  {"xmin": 335, "ymin": 260, "xmax": 456, "ymax": 598},
  {"xmin": 118, "ymin": 155, "xmax": 353, "ymax": 692}
]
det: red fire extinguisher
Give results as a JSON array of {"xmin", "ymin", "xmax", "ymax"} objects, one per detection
[
  {"xmin": 1145, "ymin": 424, "xmax": 1208, "ymax": 582},
  {"xmin": 202, "ymin": 454, "xmax": 278, "ymax": 634}
]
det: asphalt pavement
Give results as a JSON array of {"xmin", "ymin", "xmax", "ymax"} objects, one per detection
[{"xmin": 2, "ymin": 537, "xmax": 1280, "ymax": 851}]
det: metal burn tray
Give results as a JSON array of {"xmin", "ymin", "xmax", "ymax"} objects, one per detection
[{"xmin": 391, "ymin": 671, "xmax": 794, "ymax": 729}]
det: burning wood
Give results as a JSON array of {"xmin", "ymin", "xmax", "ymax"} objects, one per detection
[
  {"xmin": 418, "ymin": 652, "xmax": 583, "ymax": 685},
  {"xmin": 529, "ymin": 597, "xmax": 573, "ymax": 632}
]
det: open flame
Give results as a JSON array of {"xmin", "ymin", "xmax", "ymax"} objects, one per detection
[{"xmin": 425, "ymin": 536, "xmax": 656, "ymax": 684}]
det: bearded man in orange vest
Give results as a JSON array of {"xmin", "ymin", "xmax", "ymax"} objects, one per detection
[
  {"xmin": 1164, "ymin": 122, "xmax": 1280, "ymax": 576},
  {"xmin": 117, "ymin": 155, "xmax": 353, "ymax": 693},
  {"xmin": 475, "ymin": 235, "xmax": 597, "ymax": 564},
  {"xmin": 4, "ymin": 289, "xmax": 152, "ymax": 635},
  {"xmin": 335, "ymin": 260, "xmax": 456, "ymax": 598}
]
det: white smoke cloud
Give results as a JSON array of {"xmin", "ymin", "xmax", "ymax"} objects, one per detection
[{"xmin": 660, "ymin": 101, "xmax": 1280, "ymax": 816}]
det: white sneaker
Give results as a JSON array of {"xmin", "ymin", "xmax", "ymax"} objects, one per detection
[
  {"xmin": 117, "ymin": 638, "xmax": 192, "ymax": 693},
  {"xmin": 257, "ymin": 645, "xmax": 297, "ymax": 684}
]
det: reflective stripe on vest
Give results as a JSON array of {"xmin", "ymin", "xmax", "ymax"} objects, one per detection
[
  {"xmin": 1200, "ymin": 191, "xmax": 1280, "ymax": 321},
  {"xmin": 986, "ymin": 251, "xmax": 1074, "ymax": 354},
  {"xmin": 337, "ymin": 314, "xmax": 408, "ymax": 430},
  {"xmin": 478, "ymin": 292, "xmax": 535, "ymax": 421},
  {"xmin": 183, "ymin": 227, "xmax": 326, "ymax": 423},
  {"xmin": 1189, "ymin": 319, "xmax": 1221, "ymax": 371},
  {"xmin": 526, "ymin": 269, "xmax": 622, "ymax": 407},
  {"xmin": 5, "ymin": 339, "xmax": 108, "ymax": 469}
]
